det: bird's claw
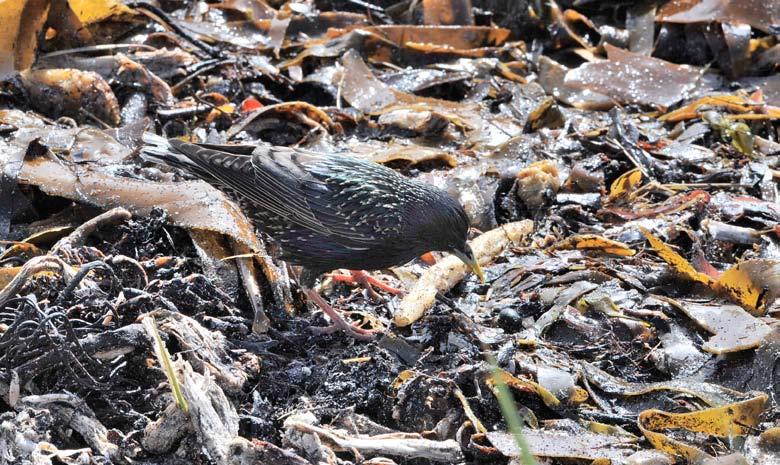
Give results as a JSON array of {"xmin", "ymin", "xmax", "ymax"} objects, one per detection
[
  {"xmin": 304, "ymin": 288, "xmax": 382, "ymax": 341},
  {"xmin": 329, "ymin": 270, "xmax": 404, "ymax": 301},
  {"xmin": 309, "ymin": 321, "xmax": 379, "ymax": 341}
]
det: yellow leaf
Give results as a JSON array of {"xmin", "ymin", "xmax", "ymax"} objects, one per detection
[
  {"xmin": 639, "ymin": 227, "xmax": 713, "ymax": 285},
  {"xmin": 67, "ymin": 0, "xmax": 133, "ymax": 25},
  {"xmin": 392, "ymin": 369, "xmax": 418, "ymax": 389},
  {"xmin": 724, "ymin": 108, "xmax": 780, "ymax": 120},
  {"xmin": 206, "ymin": 103, "xmax": 236, "ymax": 123},
  {"xmin": 608, "ymin": 168, "xmax": 642, "ymax": 202},
  {"xmin": 453, "ymin": 387, "xmax": 487, "ymax": 433},
  {"xmin": 639, "ymin": 427, "xmax": 710, "ymax": 463},
  {"xmin": 488, "ymin": 369, "xmax": 561, "ymax": 408},
  {"xmin": 714, "ymin": 259, "xmax": 780, "ymax": 316},
  {"xmin": 643, "ymin": 230, "xmax": 779, "ymax": 315},
  {"xmin": 638, "ymin": 395, "xmax": 767, "ymax": 462},
  {"xmin": 640, "ymin": 395, "xmax": 767, "ymax": 437},
  {"xmin": 0, "ymin": 0, "xmax": 50, "ymax": 77},
  {"xmin": 569, "ymin": 387, "xmax": 589, "ymax": 404},
  {"xmin": 584, "ymin": 421, "xmax": 636, "ymax": 439}
]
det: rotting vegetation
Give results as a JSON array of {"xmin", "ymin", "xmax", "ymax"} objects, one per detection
[{"xmin": 0, "ymin": 0, "xmax": 779, "ymax": 464}]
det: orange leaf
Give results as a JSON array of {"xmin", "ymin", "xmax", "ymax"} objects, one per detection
[
  {"xmin": 608, "ymin": 168, "xmax": 642, "ymax": 202},
  {"xmin": 659, "ymin": 95, "xmax": 758, "ymax": 122},
  {"xmin": 241, "ymin": 96, "xmax": 263, "ymax": 113},
  {"xmin": 639, "ymin": 228, "xmax": 713, "ymax": 285},
  {"xmin": 419, "ymin": 252, "xmax": 437, "ymax": 265},
  {"xmin": 547, "ymin": 234, "xmax": 636, "ymax": 257}
]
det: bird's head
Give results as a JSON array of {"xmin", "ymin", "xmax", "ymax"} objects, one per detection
[
  {"xmin": 450, "ymin": 242, "xmax": 485, "ymax": 284},
  {"xmin": 420, "ymin": 192, "xmax": 485, "ymax": 283}
]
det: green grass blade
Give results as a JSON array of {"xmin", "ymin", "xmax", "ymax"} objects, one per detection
[{"xmin": 488, "ymin": 357, "xmax": 537, "ymax": 465}]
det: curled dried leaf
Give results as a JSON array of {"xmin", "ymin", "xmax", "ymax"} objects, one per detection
[
  {"xmin": 227, "ymin": 101, "xmax": 336, "ymax": 142},
  {"xmin": 20, "ymin": 68, "xmax": 120, "ymax": 125}
]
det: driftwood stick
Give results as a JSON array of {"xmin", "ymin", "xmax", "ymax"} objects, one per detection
[{"xmin": 395, "ymin": 220, "xmax": 533, "ymax": 327}]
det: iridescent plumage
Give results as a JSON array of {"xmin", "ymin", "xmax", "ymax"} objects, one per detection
[{"xmin": 141, "ymin": 134, "xmax": 479, "ymax": 283}]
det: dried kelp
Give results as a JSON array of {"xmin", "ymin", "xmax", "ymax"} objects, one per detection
[{"xmin": 0, "ymin": 0, "xmax": 779, "ymax": 464}]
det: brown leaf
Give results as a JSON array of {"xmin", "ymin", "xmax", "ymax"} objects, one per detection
[
  {"xmin": 659, "ymin": 0, "xmax": 780, "ymax": 34},
  {"xmin": 18, "ymin": 156, "xmax": 261, "ymax": 250},
  {"xmin": 565, "ymin": 44, "xmax": 717, "ymax": 109}
]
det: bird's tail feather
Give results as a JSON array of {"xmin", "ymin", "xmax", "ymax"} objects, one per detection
[{"xmin": 140, "ymin": 133, "xmax": 205, "ymax": 175}]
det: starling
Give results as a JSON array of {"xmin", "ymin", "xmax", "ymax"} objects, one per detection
[{"xmin": 141, "ymin": 134, "xmax": 484, "ymax": 339}]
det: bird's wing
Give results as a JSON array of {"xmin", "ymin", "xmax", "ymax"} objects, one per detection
[
  {"xmin": 292, "ymin": 151, "xmax": 407, "ymax": 242},
  {"xmin": 166, "ymin": 140, "xmax": 404, "ymax": 245},
  {"xmin": 251, "ymin": 145, "xmax": 409, "ymax": 244}
]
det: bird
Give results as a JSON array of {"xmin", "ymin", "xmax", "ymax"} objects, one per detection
[{"xmin": 140, "ymin": 133, "xmax": 484, "ymax": 339}]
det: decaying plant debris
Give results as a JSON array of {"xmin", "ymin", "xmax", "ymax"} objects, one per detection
[{"xmin": 0, "ymin": 0, "xmax": 779, "ymax": 464}]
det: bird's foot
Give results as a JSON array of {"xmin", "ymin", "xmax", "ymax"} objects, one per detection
[
  {"xmin": 304, "ymin": 289, "xmax": 381, "ymax": 341},
  {"xmin": 329, "ymin": 270, "xmax": 404, "ymax": 301}
]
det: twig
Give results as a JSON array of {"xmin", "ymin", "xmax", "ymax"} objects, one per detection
[
  {"xmin": 345, "ymin": 0, "xmax": 385, "ymax": 12},
  {"xmin": 171, "ymin": 59, "xmax": 235, "ymax": 95},
  {"xmin": 51, "ymin": 207, "xmax": 132, "ymax": 254},
  {"xmin": 126, "ymin": 2, "xmax": 223, "ymax": 58},
  {"xmin": 39, "ymin": 43, "xmax": 156, "ymax": 59},
  {"xmin": 231, "ymin": 240, "xmax": 269, "ymax": 334},
  {"xmin": 285, "ymin": 420, "xmax": 464, "ymax": 462},
  {"xmin": 0, "ymin": 256, "xmax": 76, "ymax": 308},
  {"xmin": 157, "ymin": 104, "xmax": 212, "ymax": 121}
]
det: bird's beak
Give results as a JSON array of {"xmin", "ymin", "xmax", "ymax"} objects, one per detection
[{"xmin": 453, "ymin": 247, "xmax": 485, "ymax": 283}]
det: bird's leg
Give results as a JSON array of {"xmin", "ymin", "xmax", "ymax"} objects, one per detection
[
  {"xmin": 351, "ymin": 270, "xmax": 404, "ymax": 295},
  {"xmin": 304, "ymin": 288, "xmax": 380, "ymax": 341},
  {"xmin": 328, "ymin": 270, "xmax": 404, "ymax": 300}
]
